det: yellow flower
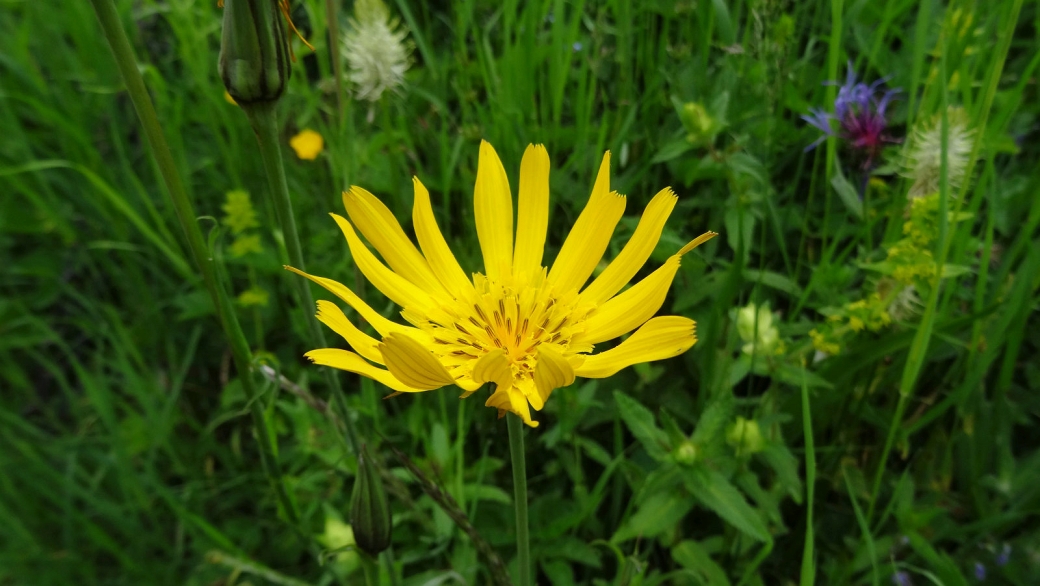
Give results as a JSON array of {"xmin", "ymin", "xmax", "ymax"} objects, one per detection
[
  {"xmin": 290, "ymin": 129, "xmax": 324, "ymax": 160},
  {"xmin": 288, "ymin": 141, "xmax": 716, "ymax": 427}
]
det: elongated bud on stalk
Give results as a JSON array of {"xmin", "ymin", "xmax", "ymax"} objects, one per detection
[
  {"xmin": 350, "ymin": 444, "xmax": 392, "ymax": 556},
  {"xmin": 218, "ymin": 0, "xmax": 289, "ymax": 105}
]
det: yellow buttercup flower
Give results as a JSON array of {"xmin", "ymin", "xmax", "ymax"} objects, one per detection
[
  {"xmin": 289, "ymin": 129, "xmax": 324, "ymax": 160},
  {"xmin": 288, "ymin": 141, "xmax": 716, "ymax": 427}
]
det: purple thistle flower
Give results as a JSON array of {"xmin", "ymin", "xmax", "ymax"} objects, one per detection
[{"xmin": 802, "ymin": 61, "xmax": 901, "ymax": 168}]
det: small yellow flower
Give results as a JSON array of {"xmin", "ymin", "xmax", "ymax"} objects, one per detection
[
  {"xmin": 290, "ymin": 129, "xmax": 324, "ymax": 160},
  {"xmin": 222, "ymin": 190, "xmax": 259, "ymax": 235},
  {"xmin": 237, "ymin": 287, "xmax": 270, "ymax": 307},
  {"xmin": 230, "ymin": 234, "xmax": 263, "ymax": 257},
  {"xmin": 288, "ymin": 141, "xmax": 716, "ymax": 427}
]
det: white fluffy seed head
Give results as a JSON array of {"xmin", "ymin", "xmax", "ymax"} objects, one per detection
[
  {"xmin": 342, "ymin": 0, "xmax": 412, "ymax": 102},
  {"xmin": 903, "ymin": 107, "xmax": 975, "ymax": 199}
]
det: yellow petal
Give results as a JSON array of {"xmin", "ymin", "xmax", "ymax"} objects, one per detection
[
  {"xmin": 412, "ymin": 177, "xmax": 475, "ymax": 298},
  {"xmin": 532, "ymin": 345, "xmax": 574, "ymax": 410},
  {"xmin": 579, "ymin": 231, "xmax": 718, "ymax": 344},
  {"xmin": 379, "ymin": 333, "xmax": 456, "ymax": 390},
  {"xmin": 331, "ymin": 214, "xmax": 437, "ymax": 314},
  {"xmin": 513, "ymin": 144, "xmax": 550, "ymax": 280},
  {"xmin": 547, "ymin": 152, "xmax": 626, "ymax": 293},
  {"xmin": 580, "ymin": 188, "xmax": 677, "ymax": 305},
  {"xmin": 574, "ymin": 316, "xmax": 697, "ymax": 378},
  {"xmin": 284, "ymin": 266, "xmax": 429, "ymax": 342},
  {"xmin": 315, "ymin": 300, "xmax": 383, "ymax": 364},
  {"xmin": 474, "ymin": 140, "xmax": 513, "ymax": 281},
  {"xmin": 305, "ymin": 348, "xmax": 420, "ymax": 393},
  {"xmin": 485, "ymin": 385, "xmax": 538, "ymax": 427},
  {"xmin": 342, "ymin": 187, "xmax": 450, "ymax": 301},
  {"xmin": 471, "ymin": 349, "xmax": 513, "ymax": 389},
  {"xmin": 579, "ymin": 256, "xmax": 680, "ymax": 345}
]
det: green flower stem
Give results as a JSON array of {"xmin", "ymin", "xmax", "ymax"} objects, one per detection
[
  {"xmin": 325, "ymin": 0, "xmax": 346, "ymax": 122},
  {"xmin": 89, "ymin": 0, "xmax": 298, "ymax": 524},
  {"xmin": 241, "ymin": 101, "xmax": 361, "ymax": 456},
  {"xmin": 507, "ymin": 413, "xmax": 531, "ymax": 586}
]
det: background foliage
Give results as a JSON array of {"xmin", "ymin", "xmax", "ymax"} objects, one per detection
[{"xmin": 2, "ymin": 0, "xmax": 1039, "ymax": 584}]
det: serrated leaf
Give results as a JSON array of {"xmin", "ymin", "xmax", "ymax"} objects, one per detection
[
  {"xmin": 611, "ymin": 490, "xmax": 694, "ymax": 543},
  {"xmin": 690, "ymin": 391, "xmax": 735, "ymax": 447},
  {"xmin": 614, "ymin": 391, "xmax": 671, "ymax": 461},
  {"xmin": 684, "ymin": 468, "xmax": 770, "ymax": 542}
]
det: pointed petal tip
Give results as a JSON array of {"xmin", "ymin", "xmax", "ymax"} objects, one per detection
[{"xmin": 677, "ymin": 231, "xmax": 719, "ymax": 256}]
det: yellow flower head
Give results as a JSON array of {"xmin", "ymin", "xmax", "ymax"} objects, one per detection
[
  {"xmin": 288, "ymin": 141, "xmax": 716, "ymax": 427},
  {"xmin": 290, "ymin": 129, "xmax": 324, "ymax": 160}
]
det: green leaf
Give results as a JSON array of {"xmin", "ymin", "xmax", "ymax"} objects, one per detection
[
  {"xmin": 611, "ymin": 490, "xmax": 694, "ymax": 543},
  {"xmin": 831, "ymin": 163, "xmax": 864, "ymax": 219},
  {"xmin": 743, "ymin": 268, "xmax": 804, "ymax": 297},
  {"xmin": 710, "ymin": 0, "xmax": 735, "ymax": 45},
  {"xmin": 462, "ymin": 484, "xmax": 512, "ymax": 506},
  {"xmin": 614, "ymin": 392, "xmax": 671, "ymax": 460},
  {"xmin": 774, "ymin": 363, "xmax": 834, "ymax": 389},
  {"xmin": 759, "ymin": 443, "xmax": 803, "ymax": 503},
  {"xmin": 690, "ymin": 391, "xmax": 735, "ymax": 447},
  {"xmin": 652, "ymin": 137, "xmax": 694, "ymax": 163},
  {"xmin": 684, "ymin": 468, "xmax": 770, "ymax": 542},
  {"xmin": 672, "ymin": 540, "xmax": 732, "ymax": 585}
]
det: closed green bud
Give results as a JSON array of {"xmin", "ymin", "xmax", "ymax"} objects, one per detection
[
  {"xmin": 680, "ymin": 101, "xmax": 718, "ymax": 146},
  {"xmin": 218, "ymin": 0, "xmax": 290, "ymax": 105},
  {"xmin": 673, "ymin": 440, "xmax": 699, "ymax": 465},
  {"xmin": 726, "ymin": 417, "xmax": 765, "ymax": 456},
  {"xmin": 350, "ymin": 444, "xmax": 392, "ymax": 556}
]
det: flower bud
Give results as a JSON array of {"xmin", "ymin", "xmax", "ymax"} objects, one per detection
[
  {"xmin": 218, "ymin": 0, "xmax": 290, "ymax": 105},
  {"xmin": 673, "ymin": 441, "xmax": 699, "ymax": 465},
  {"xmin": 726, "ymin": 417, "xmax": 764, "ymax": 456},
  {"xmin": 680, "ymin": 102, "xmax": 717, "ymax": 145},
  {"xmin": 350, "ymin": 444, "xmax": 392, "ymax": 556}
]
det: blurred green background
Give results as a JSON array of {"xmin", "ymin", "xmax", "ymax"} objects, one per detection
[{"xmin": 2, "ymin": 0, "xmax": 1039, "ymax": 584}]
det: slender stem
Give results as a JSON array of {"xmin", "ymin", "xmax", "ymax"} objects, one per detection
[
  {"xmin": 381, "ymin": 547, "xmax": 400, "ymax": 586},
  {"xmin": 325, "ymin": 0, "xmax": 346, "ymax": 123},
  {"xmin": 242, "ymin": 101, "xmax": 361, "ymax": 455},
  {"xmin": 507, "ymin": 413, "xmax": 531, "ymax": 586},
  {"xmin": 89, "ymin": 0, "xmax": 298, "ymax": 525},
  {"xmin": 799, "ymin": 374, "xmax": 816, "ymax": 586}
]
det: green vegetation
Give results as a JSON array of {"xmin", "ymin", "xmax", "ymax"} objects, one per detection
[{"xmin": 2, "ymin": 0, "xmax": 1038, "ymax": 584}]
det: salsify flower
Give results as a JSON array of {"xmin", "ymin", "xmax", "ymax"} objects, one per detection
[
  {"xmin": 803, "ymin": 63, "xmax": 900, "ymax": 168},
  {"xmin": 287, "ymin": 141, "xmax": 716, "ymax": 427}
]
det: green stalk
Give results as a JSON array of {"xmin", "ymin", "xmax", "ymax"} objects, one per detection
[
  {"xmin": 325, "ymin": 0, "xmax": 347, "ymax": 122},
  {"xmin": 507, "ymin": 413, "xmax": 531, "ymax": 586},
  {"xmin": 799, "ymin": 373, "xmax": 816, "ymax": 586},
  {"xmin": 89, "ymin": 0, "xmax": 298, "ymax": 524},
  {"xmin": 821, "ymin": 0, "xmax": 843, "ymax": 255},
  {"xmin": 241, "ymin": 102, "xmax": 361, "ymax": 455}
]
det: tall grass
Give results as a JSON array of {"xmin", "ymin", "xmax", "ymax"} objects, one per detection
[{"xmin": 1, "ymin": 1, "xmax": 1038, "ymax": 584}]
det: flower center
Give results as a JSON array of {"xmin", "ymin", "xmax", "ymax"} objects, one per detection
[{"xmin": 418, "ymin": 273, "xmax": 593, "ymax": 380}]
